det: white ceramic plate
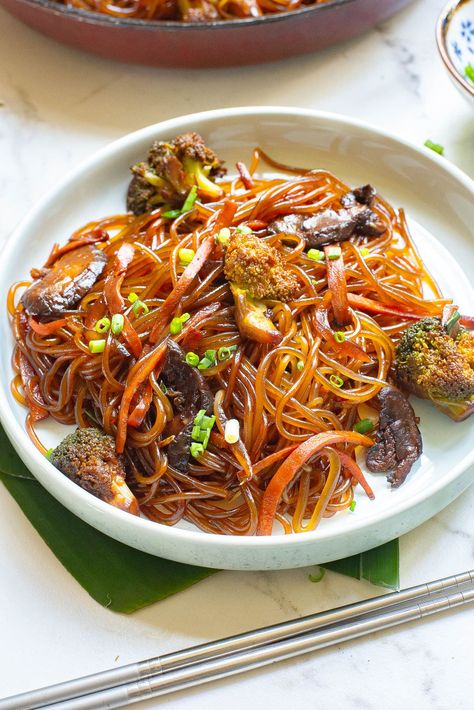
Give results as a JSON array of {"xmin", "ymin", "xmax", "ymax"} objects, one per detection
[{"xmin": 1, "ymin": 107, "xmax": 473, "ymax": 571}]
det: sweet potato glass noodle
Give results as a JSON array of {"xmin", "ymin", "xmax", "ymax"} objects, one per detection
[
  {"xmin": 9, "ymin": 151, "xmax": 450, "ymax": 535},
  {"xmin": 58, "ymin": 0, "xmax": 330, "ymax": 22}
]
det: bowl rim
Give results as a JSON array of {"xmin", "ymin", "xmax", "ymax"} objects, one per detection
[
  {"xmin": 436, "ymin": 0, "xmax": 474, "ymax": 100},
  {"xmin": 10, "ymin": 0, "xmax": 360, "ymax": 30},
  {"xmin": 1, "ymin": 106, "xmax": 473, "ymax": 555}
]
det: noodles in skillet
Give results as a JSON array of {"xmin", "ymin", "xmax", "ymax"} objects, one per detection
[{"xmin": 8, "ymin": 143, "xmax": 451, "ymax": 536}]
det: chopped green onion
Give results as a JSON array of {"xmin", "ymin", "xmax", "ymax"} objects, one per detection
[
  {"xmin": 360, "ymin": 247, "xmax": 370, "ymax": 257},
  {"xmin": 334, "ymin": 331, "xmax": 346, "ymax": 343},
  {"xmin": 329, "ymin": 374, "xmax": 344, "ymax": 388},
  {"xmin": 204, "ymin": 349, "xmax": 217, "ymax": 363},
  {"xmin": 353, "ymin": 418, "xmax": 374, "ymax": 434},
  {"xmin": 185, "ymin": 352, "xmax": 200, "ymax": 366},
  {"xmin": 170, "ymin": 317, "xmax": 183, "ymax": 335},
  {"xmin": 181, "ymin": 185, "xmax": 198, "ymax": 213},
  {"xmin": 308, "ymin": 566, "xmax": 325, "ymax": 583},
  {"xmin": 159, "ymin": 381, "xmax": 168, "ymax": 394},
  {"xmin": 465, "ymin": 63, "xmax": 474, "ymax": 84},
  {"xmin": 89, "ymin": 339, "xmax": 106, "ymax": 354},
  {"xmin": 190, "ymin": 442, "xmax": 204, "ymax": 459},
  {"xmin": 132, "ymin": 300, "xmax": 149, "ymax": 316},
  {"xmin": 194, "ymin": 410, "xmax": 206, "ymax": 426},
  {"xmin": 216, "ymin": 227, "xmax": 231, "ymax": 246},
  {"xmin": 128, "ymin": 292, "xmax": 139, "ymax": 304},
  {"xmin": 445, "ymin": 310, "xmax": 461, "ymax": 336},
  {"xmin": 192, "ymin": 425, "xmax": 204, "ymax": 441},
  {"xmin": 218, "ymin": 345, "xmax": 237, "ymax": 361},
  {"xmin": 296, "ymin": 360, "xmax": 305, "ymax": 371},
  {"xmin": 198, "ymin": 357, "xmax": 213, "ymax": 370},
  {"xmin": 349, "ymin": 500, "xmax": 357, "ymax": 512},
  {"xmin": 201, "ymin": 415, "xmax": 216, "ymax": 430},
  {"xmin": 162, "ymin": 209, "xmax": 181, "ymax": 219},
  {"xmin": 180, "ymin": 313, "xmax": 191, "ymax": 324},
  {"xmin": 235, "ymin": 225, "xmax": 253, "ymax": 235},
  {"xmin": 327, "ymin": 246, "xmax": 342, "ymax": 260},
  {"xmin": 307, "ymin": 248, "xmax": 324, "ymax": 261},
  {"xmin": 111, "ymin": 314, "xmax": 124, "ymax": 335},
  {"xmin": 94, "ymin": 317, "xmax": 111, "ymax": 334},
  {"xmin": 424, "ymin": 139, "xmax": 444, "ymax": 156},
  {"xmin": 224, "ymin": 419, "xmax": 240, "ymax": 444},
  {"xmin": 45, "ymin": 448, "xmax": 54, "ymax": 460},
  {"xmin": 178, "ymin": 248, "xmax": 195, "ymax": 266}
]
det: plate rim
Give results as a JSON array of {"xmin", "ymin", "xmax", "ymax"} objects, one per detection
[{"xmin": 1, "ymin": 105, "xmax": 473, "ymax": 555}]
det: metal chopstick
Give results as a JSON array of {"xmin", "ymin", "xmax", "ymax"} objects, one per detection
[
  {"xmin": 46, "ymin": 584, "xmax": 474, "ymax": 709},
  {"xmin": 0, "ymin": 569, "xmax": 472, "ymax": 710}
]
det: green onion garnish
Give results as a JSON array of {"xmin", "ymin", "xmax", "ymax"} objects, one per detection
[
  {"xmin": 192, "ymin": 425, "xmax": 204, "ymax": 441},
  {"xmin": 181, "ymin": 185, "xmax": 198, "ymax": 213},
  {"xmin": 201, "ymin": 415, "xmax": 216, "ymax": 430},
  {"xmin": 185, "ymin": 352, "xmax": 200, "ymax": 366},
  {"xmin": 329, "ymin": 374, "xmax": 344, "ymax": 388},
  {"xmin": 198, "ymin": 357, "xmax": 213, "ymax": 370},
  {"xmin": 307, "ymin": 248, "xmax": 324, "ymax": 261},
  {"xmin": 360, "ymin": 247, "xmax": 370, "ymax": 257},
  {"xmin": 353, "ymin": 418, "xmax": 374, "ymax": 434},
  {"xmin": 128, "ymin": 292, "xmax": 139, "ymax": 304},
  {"xmin": 445, "ymin": 310, "xmax": 461, "ymax": 336},
  {"xmin": 296, "ymin": 360, "xmax": 305, "ymax": 371},
  {"xmin": 94, "ymin": 317, "xmax": 110, "ymax": 334},
  {"xmin": 465, "ymin": 64, "xmax": 474, "ymax": 84},
  {"xmin": 190, "ymin": 442, "xmax": 205, "ymax": 459},
  {"xmin": 159, "ymin": 381, "xmax": 168, "ymax": 394},
  {"xmin": 204, "ymin": 349, "xmax": 217, "ymax": 362},
  {"xmin": 327, "ymin": 246, "xmax": 342, "ymax": 260},
  {"xmin": 111, "ymin": 314, "xmax": 124, "ymax": 335},
  {"xmin": 45, "ymin": 448, "xmax": 54, "ymax": 460},
  {"xmin": 235, "ymin": 225, "xmax": 253, "ymax": 235},
  {"xmin": 178, "ymin": 248, "xmax": 195, "ymax": 266},
  {"xmin": 193, "ymin": 410, "xmax": 205, "ymax": 427},
  {"xmin": 334, "ymin": 331, "xmax": 346, "ymax": 343},
  {"xmin": 162, "ymin": 209, "xmax": 181, "ymax": 219},
  {"xmin": 218, "ymin": 345, "xmax": 237, "ymax": 361},
  {"xmin": 170, "ymin": 317, "xmax": 183, "ymax": 336},
  {"xmin": 180, "ymin": 313, "xmax": 191, "ymax": 324},
  {"xmin": 89, "ymin": 339, "xmax": 106, "ymax": 354},
  {"xmin": 216, "ymin": 227, "xmax": 231, "ymax": 246},
  {"xmin": 424, "ymin": 139, "xmax": 444, "ymax": 156},
  {"xmin": 224, "ymin": 419, "xmax": 240, "ymax": 444},
  {"xmin": 132, "ymin": 300, "xmax": 149, "ymax": 316},
  {"xmin": 349, "ymin": 500, "xmax": 357, "ymax": 512},
  {"xmin": 308, "ymin": 567, "xmax": 325, "ymax": 583}
]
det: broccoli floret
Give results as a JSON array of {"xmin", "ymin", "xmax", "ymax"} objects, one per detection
[
  {"xmin": 50, "ymin": 427, "xmax": 139, "ymax": 514},
  {"xmin": 127, "ymin": 132, "xmax": 226, "ymax": 215},
  {"xmin": 394, "ymin": 317, "xmax": 474, "ymax": 421}
]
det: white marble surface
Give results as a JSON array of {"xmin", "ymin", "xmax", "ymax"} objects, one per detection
[{"xmin": 0, "ymin": 0, "xmax": 473, "ymax": 708}]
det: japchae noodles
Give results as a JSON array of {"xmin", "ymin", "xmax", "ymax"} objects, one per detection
[{"xmin": 10, "ymin": 134, "xmax": 472, "ymax": 537}]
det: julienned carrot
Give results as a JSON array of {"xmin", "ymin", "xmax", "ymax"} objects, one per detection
[
  {"xmin": 314, "ymin": 293, "xmax": 371, "ymax": 363},
  {"xmin": 28, "ymin": 317, "xmax": 68, "ymax": 335},
  {"xmin": 43, "ymin": 228, "xmax": 109, "ymax": 268},
  {"xmin": 236, "ymin": 161, "xmax": 254, "ymax": 190},
  {"xmin": 347, "ymin": 293, "xmax": 424, "ymax": 320},
  {"xmin": 116, "ymin": 340, "xmax": 168, "ymax": 453},
  {"xmin": 104, "ymin": 243, "xmax": 142, "ymax": 358},
  {"xmin": 128, "ymin": 381, "xmax": 153, "ymax": 428},
  {"xmin": 256, "ymin": 430, "xmax": 373, "ymax": 536},
  {"xmin": 149, "ymin": 200, "xmax": 238, "ymax": 344},
  {"xmin": 338, "ymin": 450, "xmax": 375, "ymax": 500},
  {"xmin": 325, "ymin": 246, "xmax": 351, "ymax": 326}
]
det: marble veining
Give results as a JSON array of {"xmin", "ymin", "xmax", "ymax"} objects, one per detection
[{"xmin": 0, "ymin": 0, "xmax": 473, "ymax": 708}]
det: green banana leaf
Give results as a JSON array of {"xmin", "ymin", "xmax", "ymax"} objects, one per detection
[{"xmin": 0, "ymin": 425, "xmax": 399, "ymax": 613}]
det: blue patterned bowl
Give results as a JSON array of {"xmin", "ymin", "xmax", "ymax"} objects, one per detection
[{"xmin": 437, "ymin": 0, "xmax": 474, "ymax": 105}]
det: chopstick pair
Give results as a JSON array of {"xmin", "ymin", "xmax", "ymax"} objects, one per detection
[{"xmin": 2, "ymin": 569, "xmax": 473, "ymax": 710}]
